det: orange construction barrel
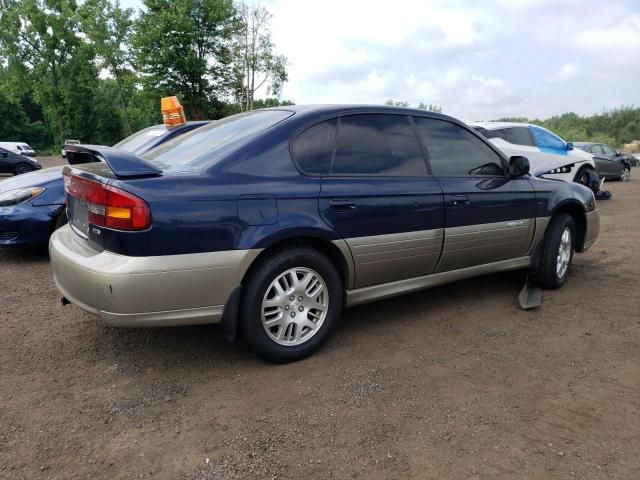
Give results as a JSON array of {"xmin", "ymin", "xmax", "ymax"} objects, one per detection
[{"xmin": 161, "ymin": 96, "xmax": 186, "ymax": 127}]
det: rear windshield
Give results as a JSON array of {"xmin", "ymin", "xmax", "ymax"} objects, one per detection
[
  {"xmin": 142, "ymin": 110, "xmax": 293, "ymax": 168},
  {"xmin": 114, "ymin": 125, "xmax": 169, "ymax": 154}
]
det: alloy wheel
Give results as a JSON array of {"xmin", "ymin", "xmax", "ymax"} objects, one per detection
[
  {"xmin": 556, "ymin": 227, "xmax": 572, "ymax": 279},
  {"xmin": 261, "ymin": 267, "xmax": 329, "ymax": 346}
]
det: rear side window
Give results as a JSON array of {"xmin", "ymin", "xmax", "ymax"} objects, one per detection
[
  {"xmin": 332, "ymin": 114, "xmax": 427, "ymax": 176},
  {"xmin": 293, "ymin": 119, "xmax": 337, "ymax": 174},
  {"xmin": 531, "ymin": 126, "xmax": 566, "ymax": 151},
  {"xmin": 114, "ymin": 125, "xmax": 169, "ymax": 153},
  {"xmin": 143, "ymin": 110, "xmax": 293, "ymax": 167},
  {"xmin": 414, "ymin": 117, "xmax": 505, "ymax": 177},
  {"xmin": 489, "ymin": 127, "xmax": 534, "ymax": 147}
]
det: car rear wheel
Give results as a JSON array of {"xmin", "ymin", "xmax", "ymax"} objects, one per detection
[
  {"xmin": 14, "ymin": 163, "xmax": 32, "ymax": 175},
  {"xmin": 620, "ymin": 166, "xmax": 630, "ymax": 182},
  {"xmin": 532, "ymin": 213, "xmax": 575, "ymax": 290},
  {"xmin": 240, "ymin": 247, "xmax": 343, "ymax": 363}
]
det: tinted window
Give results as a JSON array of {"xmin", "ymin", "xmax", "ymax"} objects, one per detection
[
  {"xmin": 490, "ymin": 127, "xmax": 534, "ymax": 146},
  {"xmin": 415, "ymin": 118, "xmax": 505, "ymax": 176},
  {"xmin": 332, "ymin": 114, "xmax": 427, "ymax": 176},
  {"xmin": 293, "ymin": 119, "xmax": 337, "ymax": 174},
  {"xmin": 590, "ymin": 145, "xmax": 604, "ymax": 154},
  {"xmin": 114, "ymin": 125, "xmax": 169, "ymax": 153},
  {"xmin": 601, "ymin": 144, "xmax": 617, "ymax": 155},
  {"xmin": 144, "ymin": 110, "xmax": 293, "ymax": 167},
  {"xmin": 531, "ymin": 126, "xmax": 566, "ymax": 151}
]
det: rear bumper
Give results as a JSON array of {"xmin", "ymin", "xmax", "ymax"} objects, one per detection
[
  {"xmin": 49, "ymin": 225, "xmax": 261, "ymax": 327},
  {"xmin": 0, "ymin": 203, "xmax": 62, "ymax": 246},
  {"xmin": 582, "ymin": 209, "xmax": 600, "ymax": 251}
]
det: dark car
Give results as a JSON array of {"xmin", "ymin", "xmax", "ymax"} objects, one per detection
[
  {"xmin": 50, "ymin": 106, "xmax": 600, "ymax": 363},
  {"xmin": 0, "ymin": 121, "xmax": 209, "ymax": 247},
  {"xmin": 573, "ymin": 142, "xmax": 633, "ymax": 181},
  {"xmin": 0, "ymin": 146, "xmax": 42, "ymax": 175}
]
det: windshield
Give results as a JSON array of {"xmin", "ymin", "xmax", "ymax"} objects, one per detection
[
  {"xmin": 114, "ymin": 125, "xmax": 169, "ymax": 154},
  {"xmin": 142, "ymin": 110, "xmax": 293, "ymax": 168}
]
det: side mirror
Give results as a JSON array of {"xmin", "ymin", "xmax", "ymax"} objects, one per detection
[
  {"xmin": 566, "ymin": 142, "xmax": 574, "ymax": 151},
  {"xmin": 508, "ymin": 156, "xmax": 530, "ymax": 177}
]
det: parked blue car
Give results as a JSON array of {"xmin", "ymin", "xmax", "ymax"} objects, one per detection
[
  {"xmin": 50, "ymin": 106, "xmax": 599, "ymax": 362},
  {"xmin": 0, "ymin": 121, "xmax": 209, "ymax": 247}
]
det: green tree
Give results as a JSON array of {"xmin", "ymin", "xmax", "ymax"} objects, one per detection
[
  {"xmin": 133, "ymin": 0, "xmax": 239, "ymax": 119},
  {"xmin": 79, "ymin": 0, "xmax": 135, "ymax": 135},
  {"xmin": 234, "ymin": 1, "xmax": 288, "ymax": 112},
  {"xmin": 0, "ymin": 0, "xmax": 92, "ymax": 144},
  {"xmin": 252, "ymin": 97, "xmax": 294, "ymax": 109}
]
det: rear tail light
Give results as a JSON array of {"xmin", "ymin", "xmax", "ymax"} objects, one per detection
[{"xmin": 63, "ymin": 172, "xmax": 151, "ymax": 231}]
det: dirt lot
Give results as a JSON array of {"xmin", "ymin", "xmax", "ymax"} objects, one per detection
[{"xmin": 1, "ymin": 159, "xmax": 639, "ymax": 479}]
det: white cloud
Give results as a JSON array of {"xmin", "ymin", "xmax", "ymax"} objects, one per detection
[
  {"xmin": 121, "ymin": 0, "xmax": 640, "ymax": 119},
  {"xmin": 546, "ymin": 63, "xmax": 580, "ymax": 83}
]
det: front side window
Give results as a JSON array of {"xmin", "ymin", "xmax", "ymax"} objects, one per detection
[
  {"xmin": 414, "ymin": 117, "xmax": 505, "ymax": 177},
  {"xmin": 601, "ymin": 144, "xmax": 617, "ymax": 155},
  {"xmin": 332, "ymin": 114, "xmax": 427, "ymax": 176},
  {"xmin": 590, "ymin": 145, "xmax": 604, "ymax": 154},
  {"xmin": 293, "ymin": 119, "xmax": 337, "ymax": 175},
  {"xmin": 491, "ymin": 127, "xmax": 534, "ymax": 147},
  {"xmin": 531, "ymin": 126, "xmax": 567, "ymax": 151}
]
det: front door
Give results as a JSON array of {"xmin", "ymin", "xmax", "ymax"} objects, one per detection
[
  {"xmin": 413, "ymin": 116, "xmax": 537, "ymax": 273},
  {"xmin": 318, "ymin": 113, "xmax": 445, "ymax": 288}
]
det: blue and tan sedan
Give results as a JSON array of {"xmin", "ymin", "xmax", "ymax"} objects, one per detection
[{"xmin": 50, "ymin": 106, "xmax": 599, "ymax": 362}]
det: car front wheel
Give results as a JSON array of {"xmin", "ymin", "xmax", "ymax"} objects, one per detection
[
  {"xmin": 14, "ymin": 163, "xmax": 33, "ymax": 175},
  {"xmin": 620, "ymin": 166, "xmax": 630, "ymax": 181},
  {"xmin": 240, "ymin": 247, "xmax": 343, "ymax": 363},
  {"xmin": 575, "ymin": 167, "xmax": 598, "ymax": 192},
  {"xmin": 532, "ymin": 213, "xmax": 575, "ymax": 290}
]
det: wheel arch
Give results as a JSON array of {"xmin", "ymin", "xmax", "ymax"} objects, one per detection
[
  {"xmin": 244, "ymin": 234, "xmax": 354, "ymax": 291},
  {"xmin": 550, "ymin": 201, "xmax": 587, "ymax": 252}
]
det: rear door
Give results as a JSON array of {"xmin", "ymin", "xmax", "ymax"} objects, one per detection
[
  {"xmin": 413, "ymin": 117, "xmax": 537, "ymax": 273},
  {"xmin": 317, "ymin": 113, "xmax": 445, "ymax": 288}
]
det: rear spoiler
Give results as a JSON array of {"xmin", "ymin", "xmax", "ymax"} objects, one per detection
[{"xmin": 64, "ymin": 144, "xmax": 162, "ymax": 178}]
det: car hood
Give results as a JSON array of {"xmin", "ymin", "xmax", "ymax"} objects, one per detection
[
  {"xmin": 0, "ymin": 165, "xmax": 64, "ymax": 192},
  {"xmin": 488, "ymin": 138, "xmax": 593, "ymax": 177}
]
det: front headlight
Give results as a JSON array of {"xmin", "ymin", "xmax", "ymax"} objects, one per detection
[
  {"xmin": 0, "ymin": 187, "xmax": 45, "ymax": 206},
  {"xmin": 546, "ymin": 165, "xmax": 574, "ymax": 174}
]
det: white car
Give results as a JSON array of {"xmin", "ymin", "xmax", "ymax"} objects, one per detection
[
  {"xmin": 0, "ymin": 141, "xmax": 36, "ymax": 157},
  {"xmin": 61, "ymin": 139, "xmax": 80, "ymax": 158},
  {"xmin": 469, "ymin": 122, "xmax": 599, "ymax": 191}
]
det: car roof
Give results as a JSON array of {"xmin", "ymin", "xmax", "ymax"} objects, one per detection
[
  {"xmin": 258, "ymin": 104, "xmax": 466, "ymax": 127},
  {"xmin": 572, "ymin": 141, "xmax": 596, "ymax": 146},
  {"xmin": 467, "ymin": 121, "xmax": 535, "ymax": 130}
]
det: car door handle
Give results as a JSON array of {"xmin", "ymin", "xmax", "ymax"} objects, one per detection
[
  {"xmin": 449, "ymin": 195, "xmax": 470, "ymax": 207},
  {"xmin": 329, "ymin": 199, "xmax": 356, "ymax": 212}
]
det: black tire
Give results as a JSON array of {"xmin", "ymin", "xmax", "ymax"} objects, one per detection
[
  {"xmin": 574, "ymin": 167, "xmax": 598, "ymax": 192},
  {"xmin": 620, "ymin": 165, "xmax": 630, "ymax": 182},
  {"xmin": 532, "ymin": 213, "xmax": 575, "ymax": 290},
  {"xmin": 14, "ymin": 163, "xmax": 33, "ymax": 175},
  {"xmin": 239, "ymin": 247, "xmax": 343, "ymax": 363}
]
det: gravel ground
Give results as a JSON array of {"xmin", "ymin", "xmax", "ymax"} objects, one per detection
[{"xmin": 1, "ymin": 159, "xmax": 639, "ymax": 479}]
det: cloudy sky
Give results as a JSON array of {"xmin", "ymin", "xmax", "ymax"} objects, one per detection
[{"xmin": 122, "ymin": 0, "xmax": 640, "ymax": 121}]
